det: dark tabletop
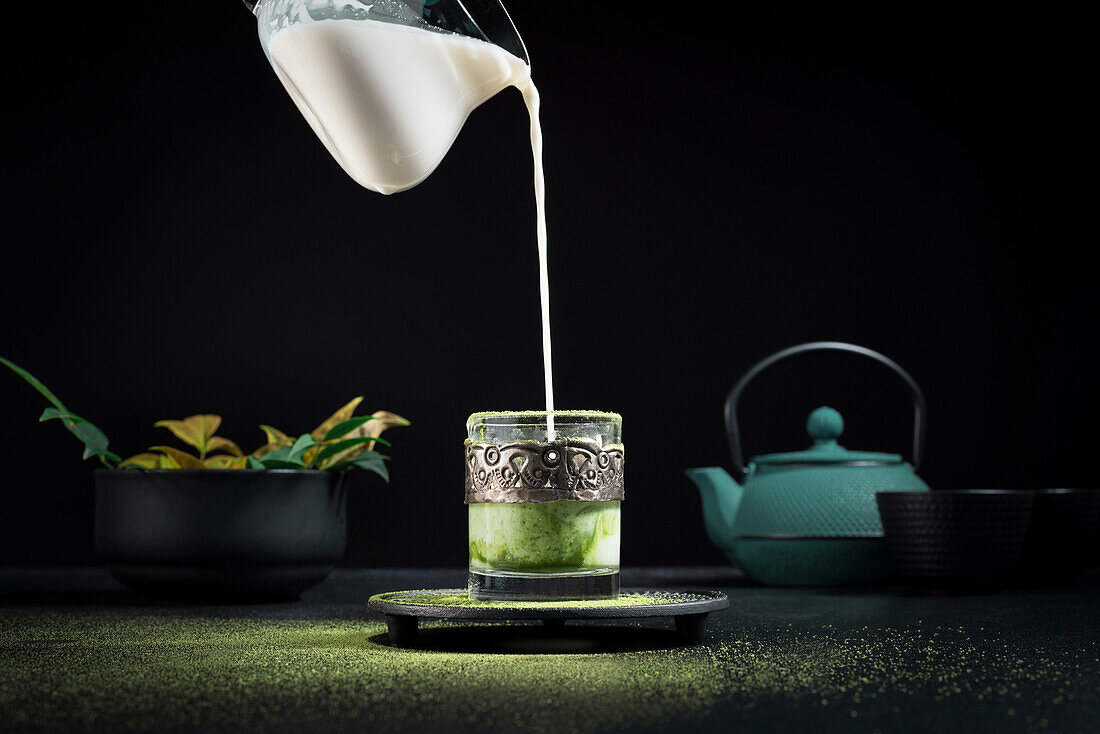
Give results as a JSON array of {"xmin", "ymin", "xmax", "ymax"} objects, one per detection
[{"xmin": 1, "ymin": 567, "xmax": 1096, "ymax": 733}]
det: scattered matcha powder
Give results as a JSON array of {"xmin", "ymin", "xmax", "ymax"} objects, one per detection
[{"xmin": 0, "ymin": 611, "xmax": 1093, "ymax": 733}]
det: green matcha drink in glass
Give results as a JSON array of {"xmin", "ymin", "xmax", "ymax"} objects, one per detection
[{"xmin": 466, "ymin": 411, "xmax": 623, "ymax": 600}]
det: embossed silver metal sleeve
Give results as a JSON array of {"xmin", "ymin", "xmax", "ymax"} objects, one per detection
[{"xmin": 465, "ymin": 438, "xmax": 625, "ymax": 503}]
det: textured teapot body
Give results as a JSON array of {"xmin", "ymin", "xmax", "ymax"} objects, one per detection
[
  {"xmin": 688, "ymin": 458, "xmax": 930, "ymax": 564},
  {"xmin": 732, "ymin": 460, "xmax": 930, "ymax": 539}
]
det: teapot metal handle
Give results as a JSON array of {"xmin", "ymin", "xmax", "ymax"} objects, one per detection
[{"xmin": 724, "ymin": 341, "xmax": 926, "ymax": 476}]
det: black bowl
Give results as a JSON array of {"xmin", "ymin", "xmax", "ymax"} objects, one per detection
[
  {"xmin": 1015, "ymin": 489, "xmax": 1100, "ymax": 586},
  {"xmin": 95, "ymin": 469, "xmax": 347, "ymax": 601},
  {"xmin": 875, "ymin": 490, "xmax": 1035, "ymax": 589}
]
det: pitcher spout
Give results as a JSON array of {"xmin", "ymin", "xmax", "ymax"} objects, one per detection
[{"xmin": 685, "ymin": 467, "xmax": 742, "ymax": 557}]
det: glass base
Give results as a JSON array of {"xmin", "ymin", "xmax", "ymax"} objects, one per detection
[{"xmin": 468, "ymin": 569, "xmax": 620, "ymax": 601}]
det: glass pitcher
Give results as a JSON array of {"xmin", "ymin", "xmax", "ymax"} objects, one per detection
[{"xmin": 244, "ymin": 0, "xmax": 529, "ymax": 194}]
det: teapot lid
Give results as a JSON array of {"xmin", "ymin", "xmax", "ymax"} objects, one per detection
[{"xmin": 752, "ymin": 407, "xmax": 903, "ymax": 466}]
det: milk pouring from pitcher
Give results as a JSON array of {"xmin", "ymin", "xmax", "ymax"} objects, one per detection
[
  {"xmin": 245, "ymin": 0, "xmax": 557, "ymax": 430},
  {"xmin": 245, "ymin": 0, "xmax": 532, "ymax": 194}
]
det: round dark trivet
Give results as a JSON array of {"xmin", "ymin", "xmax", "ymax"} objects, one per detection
[{"xmin": 367, "ymin": 588, "xmax": 729, "ymax": 647}]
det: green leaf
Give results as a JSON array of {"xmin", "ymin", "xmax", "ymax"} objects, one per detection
[
  {"xmin": 253, "ymin": 425, "xmax": 294, "ymax": 459},
  {"xmin": 309, "ymin": 397, "xmax": 364, "ymax": 440},
  {"xmin": 325, "ymin": 453, "xmax": 391, "ymax": 470},
  {"xmin": 246, "ymin": 456, "xmax": 266, "ymax": 470},
  {"xmin": 287, "ymin": 434, "xmax": 317, "ymax": 461},
  {"xmin": 259, "ymin": 446, "xmax": 293, "ymax": 463},
  {"xmin": 260, "ymin": 459, "xmax": 307, "ymax": 470},
  {"xmin": 354, "ymin": 435, "xmax": 390, "ymax": 448},
  {"xmin": 41, "ymin": 409, "xmax": 113, "ymax": 461},
  {"xmin": 87, "ymin": 449, "xmax": 121, "ymax": 467},
  {"xmin": 325, "ymin": 448, "xmax": 391, "ymax": 477},
  {"xmin": 256, "ymin": 442, "xmax": 310, "ymax": 469},
  {"xmin": 313, "ymin": 437, "xmax": 388, "ymax": 466},
  {"xmin": 1, "ymin": 356, "xmax": 69, "ymax": 413},
  {"xmin": 3, "ymin": 358, "xmax": 117, "ymax": 468},
  {"xmin": 351, "ymin": 454, "xmax": 390, "ymax": 482},
  {"xmin": 323, "ymin": 417, "xmax": 373, "ymax": 441},
  {"xmin": 67, "ymin": 419, "xmax": 110, "ymax": 458}
]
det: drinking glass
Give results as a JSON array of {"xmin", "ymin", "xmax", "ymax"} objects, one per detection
[{"xmin": 466, "ymin": 411, "xmax": 623, "ymax": 601}]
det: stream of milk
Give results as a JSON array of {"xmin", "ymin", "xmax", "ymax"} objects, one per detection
[{"xmin": 268, "ymin": 18, "xmax": 555, "ymax": 436}]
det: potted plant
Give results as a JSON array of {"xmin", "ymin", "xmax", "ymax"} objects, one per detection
[{"xmin": 2, "ymin": 356, "xmax": 408, "ymax": 600}]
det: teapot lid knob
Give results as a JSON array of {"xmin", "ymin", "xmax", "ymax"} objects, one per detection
[{"xmin": 807, "ymin": 406, "xmax": 844, "ymax": 442}]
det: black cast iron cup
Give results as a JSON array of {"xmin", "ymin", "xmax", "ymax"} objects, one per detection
[
  {"xmin": 95, "ymin": 469, "xmax": 347, "ymax": 601},
  {"xmin": 1015, "ymin": 489, "xmax": 1100, "ymax": 586},
  {"xmin": 875, "ymin": 490, "xmax": 1034, "ymax": 589}
]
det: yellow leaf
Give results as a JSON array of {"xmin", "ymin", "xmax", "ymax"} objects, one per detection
[
  {"xmin": 154, "ymin": 415, "xmax": 222, "ymax": 453},
  {"xmin": 206, "ymin": 436, "xmax": 243, "ymax": 457},
  {"xmin": 252, "ymin": 425, "xmax": 293, "ymax": 458},
  {"xmin": 205, "ymin": 455, "xmax": 248, "ymax": 469},
  {"xmin": 316, "ymin": 410, "xmax": 410, "ymax": 468},
  {"xmin": 117, "ymin": 453, "xmax": 163, "ymax": 469},
  {"xmin": 150, "ymin": 446, "xmax": 205, "ymax": 469},
  {"xmin": 310, "ymin": 397, "xmax": 364, "ymax": 440},
  {"xmin": 364, "ymin": 410, "xmax": 411, "ymax": 437},
  {"xmin": 259, "ymin": 425, "xmax": 291, "ymax": 445}
]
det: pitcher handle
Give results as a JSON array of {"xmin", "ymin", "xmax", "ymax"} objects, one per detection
[{"xmin": 724, "ymin": 341, "xmax": 926, "ymax": 476}]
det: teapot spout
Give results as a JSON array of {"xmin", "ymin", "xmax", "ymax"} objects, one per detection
[{"xmin": 685, "ymin": 467, "xmax": 743, "ymax": 557}]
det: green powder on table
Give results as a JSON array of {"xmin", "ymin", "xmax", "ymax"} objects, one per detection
[{"xmin": 0, "ymin": 612, "xmax": 1092, "ymax": 733}]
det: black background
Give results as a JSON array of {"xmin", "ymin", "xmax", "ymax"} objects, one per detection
[{"xmin": 0, "ymin": 4, "xmax": 1094, "ymax": 567}]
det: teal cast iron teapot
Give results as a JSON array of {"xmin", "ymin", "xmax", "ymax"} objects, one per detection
[{"xmin": 686, "ymin": 342, "xmax": 930, "ymax": 586}]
